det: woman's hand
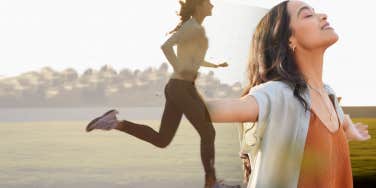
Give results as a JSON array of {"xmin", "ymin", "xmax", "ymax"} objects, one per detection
[
  {"xmin": 240, "ymin": 153, "xmax": 251, "ymax": 184},
  {"xmin": 217, "ymin": 62, "xmax": 228, "ymax": 67},
  {"xmin": 344, "ymin": 115, "xmax": 371, "ymax": 141}
]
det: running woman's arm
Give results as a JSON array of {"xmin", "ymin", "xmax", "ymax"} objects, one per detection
[
  {"xmin": 201, "ymin": 61, "xmax": 228, "ymax": 68},
  {"xmin": 161, "ymin": 33, "xmax": 179, "ymax": 70},
  {"xmin": 205, "ymin": 95, "xmax": 259, "ymax": 123},
  {"xmin": 202, "ymin": 61, "xmax": 218, "ymax": 68}
]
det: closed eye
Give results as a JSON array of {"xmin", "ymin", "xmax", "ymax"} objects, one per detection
[{"xmin": 297, "ymin": 6, "xmax": 315, "ymax": 18}]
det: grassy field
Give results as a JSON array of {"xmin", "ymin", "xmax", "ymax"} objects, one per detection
[
  {"xmin": 348, "ymin": 118, "xmax": 376, "ymax": 187},
  {"xmin": 0, "ymin": 119, "xmax": 375, "ymax": 188},
  {"xmin": 0, "ymin": 120, "xmax": 244, "ymax": 188},
  {"xmin": 349, "ymin": 118, "xmax": 376, "ymax": 176}
]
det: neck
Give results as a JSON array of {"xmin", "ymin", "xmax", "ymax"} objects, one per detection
[
  {"xmin": 192, "ymin": 13, "xmax": 205, "ymax": 25},
  {"xmin": 295, "ymin": 48, "xmax": 325, "ymax": 89}
]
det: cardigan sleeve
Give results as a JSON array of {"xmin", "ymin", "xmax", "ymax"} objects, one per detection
[
  {"xmin": 247, "ymin": 83, "xmax": 274, "ymax": 124},
  {"xmin": 240, "ymin": 82, "xmax": 283, "ymax": 155}
]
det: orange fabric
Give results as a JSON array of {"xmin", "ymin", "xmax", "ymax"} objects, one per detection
[{"xmin": 298, "ymin": 111, "xmax": 353, "ymax": 188}]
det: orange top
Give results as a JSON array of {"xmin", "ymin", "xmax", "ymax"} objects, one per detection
[{"xmin": 298, "ymin": 111, "xmax": 353, "ymax": 188}]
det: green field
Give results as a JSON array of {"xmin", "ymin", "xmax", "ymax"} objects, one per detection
[
  {"xmin": 0, "ymin": 120, "xmax": 244, "ymax": 188},
  {"xmin": 0, "ymin": 119, "xmax": 375, "ymax": 188},
  {"xmin": 349, "ymin": 118, "xmax": 376, "ymax": 176}
]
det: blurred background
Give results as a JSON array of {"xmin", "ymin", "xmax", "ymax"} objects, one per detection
[{"xmin": 0, "ymin": 0, "xmax": 375, "ymax": 187}]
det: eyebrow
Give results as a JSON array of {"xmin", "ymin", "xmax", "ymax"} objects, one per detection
[{"xmin": 297, "ymin": 6, "xmax": 314, "ymax": 17}]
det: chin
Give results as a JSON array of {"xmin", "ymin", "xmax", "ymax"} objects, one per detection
[
  {"xmin": 327, "ymin": 32, "xmax": 339, "ymax": 46},
  {"xmin": 321, "ymin": 30, "xmax": 339, "ymax": 47}
]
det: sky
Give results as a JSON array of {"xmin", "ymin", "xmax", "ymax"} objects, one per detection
[{"xmin": 0, "ymin": 0, "xmax": 375, "ymax": 106}]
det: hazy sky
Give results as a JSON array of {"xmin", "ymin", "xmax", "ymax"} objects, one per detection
[{"xmin": 0, "ymin": 0, "xmax": 375, "ymax": 106}]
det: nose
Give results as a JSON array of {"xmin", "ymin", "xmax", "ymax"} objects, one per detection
[{"xmin": 319, "ymin": 13, "xmax": 328, "ymax": 21}]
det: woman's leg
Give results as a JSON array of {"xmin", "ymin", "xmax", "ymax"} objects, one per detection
[
  {"xmin": 193, "ymin": 103, "xmax": 216, "ymax": 179},
  {"xmin": 170, "ymin": 83, "xmax": 217, "ymax": 182},
  {"xmin": 185, "ymin": 102, "xmax": 217, "ymax": 186},
  {"xmin": 115, "ymin": 83, "xmax": 183, "ymax": 148}
]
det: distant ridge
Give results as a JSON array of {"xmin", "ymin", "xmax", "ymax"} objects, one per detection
[
  {"xmin": 0, "ymin": 63, "xmax": 242, "ymax": 108},
  {"xmin": 343, "ymin": 106, "xmax": 376, "ymax": 118},
  {"xmin": 1, "ymin": 65, "xmax": 375, "ymax": 119}
]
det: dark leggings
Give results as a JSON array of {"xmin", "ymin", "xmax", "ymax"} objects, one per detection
[{"xmin": 117, "ymin": 79, "xmax": 216, "ymax": 177}]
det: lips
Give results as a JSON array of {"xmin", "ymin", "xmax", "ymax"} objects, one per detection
[{"xmin": 321, "ymin": 22, "xmax": 332, "ymax": 30}]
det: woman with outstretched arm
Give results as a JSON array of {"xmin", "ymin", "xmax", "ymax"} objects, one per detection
[{"xmin": 204, "ymin": 1, "xmax": 370, "ymax": 187}]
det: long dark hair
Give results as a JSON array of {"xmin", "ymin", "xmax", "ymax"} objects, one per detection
[
  {"xmin": 169, "ymin": 0, "xmax": 206, "ymax": 34},
  {"xmin": 243, "ymin": 1, "xmax": 309, "ymax": 110}
]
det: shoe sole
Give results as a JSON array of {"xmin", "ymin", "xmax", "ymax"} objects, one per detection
[{"xmin": 86, "ymin": 109, "xmax": 117, "ymax": 132}]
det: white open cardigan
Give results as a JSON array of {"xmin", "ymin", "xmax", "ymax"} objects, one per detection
[{"xmin": 239, "ymin": 81, "xmax": 345, "ymax": 188}]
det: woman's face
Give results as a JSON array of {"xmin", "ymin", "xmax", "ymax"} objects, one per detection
[
  {"xmin": 288, "ymin": 0, "xmax": 338, "ymax": 51},
  {"xmin": 196, "ymin": 0, "xmax": 214, "ymax": 17}
]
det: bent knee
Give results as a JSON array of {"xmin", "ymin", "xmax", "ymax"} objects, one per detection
[{"xmin": 154, "ymin": 138, "xmax": 172, "ymax": 148}]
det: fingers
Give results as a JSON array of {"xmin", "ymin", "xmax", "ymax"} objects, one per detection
[
  {"xmin": 242, "ymin": 158, "xmax": 250, "ymax": 166},
  {"xmin": 359, "ymin": 129, "xmax": 371, "ymax": 141},
  {"xmin": 220, "ymin": 62, "xmax": 229, "ymax": 67},
  {"xmin": 361, "ymin": 134, "xmax": 371, "ymax": 141},
  {"xmin": 357, "ymin": 124, "xmax": 370, "ymax": 138},
  {"xmin": 355, "ymin": 122, "xmax": 367, "ymax": 127},
  {"xmin": 351, "ymin": 122, "xmax": 372, "ymax": 141},
  {"xmin": 359, "ymin": 130, "xmax": 369, "ymax": 137},
  {"xmin": 355, "ymin": 123, "xmax": 368, "ymax": 131}
]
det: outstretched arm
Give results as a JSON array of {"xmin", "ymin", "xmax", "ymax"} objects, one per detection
[
  {"xmin": 201, "ymin": 61, "xmax": 228, "ymax": 68},
  {"xmin": 205, "ymin": 95, "xmax": 259, "ymax": 123},
  {"xmin": 343, "ymin": 114, "xmax": 371, "ymax": 141}
]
